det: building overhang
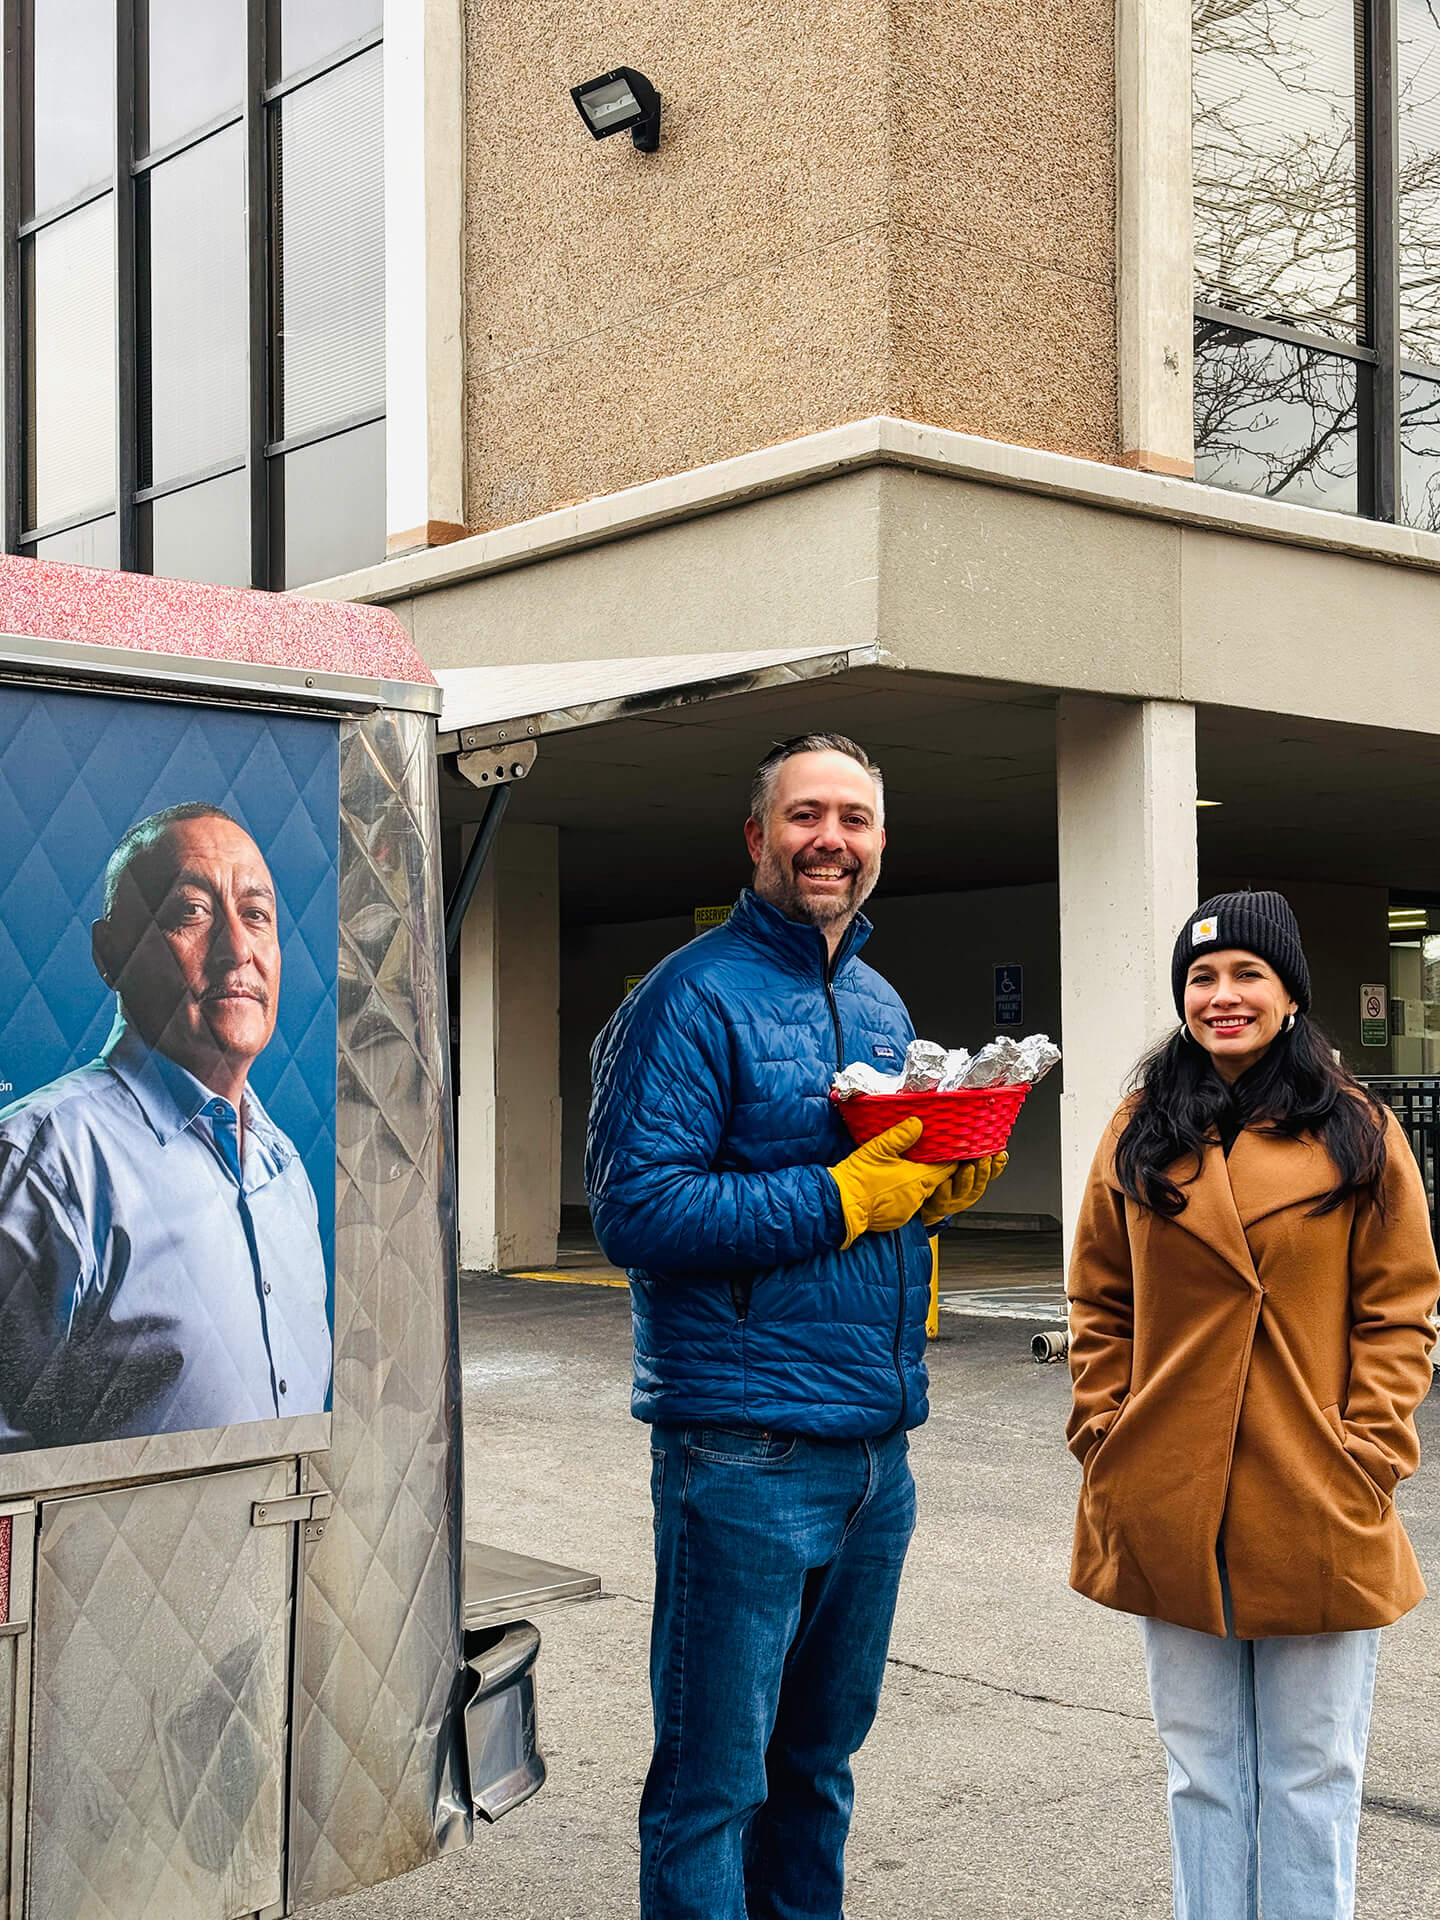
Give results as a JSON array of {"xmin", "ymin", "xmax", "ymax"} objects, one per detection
[
  {"xmin": 308, "ymin": 415, "xmax": 1440, "ymax": 607},
  {"xmin": 307, "ymin": 416, "xmax": 1440, "ymax": 741}
]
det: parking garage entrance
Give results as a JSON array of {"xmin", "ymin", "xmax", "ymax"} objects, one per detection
[{"xmin": 436, "ymin": 658, "xmax": 1440, "ymax": 1304}]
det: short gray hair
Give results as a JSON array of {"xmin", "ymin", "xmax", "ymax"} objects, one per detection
[
  {"xmin": 102, "ymin": 802, "xmax": 243, "ymax": 914},
  {"xmin": 748, "ymin": 733, "xmax": 884, "ymax": 825}
]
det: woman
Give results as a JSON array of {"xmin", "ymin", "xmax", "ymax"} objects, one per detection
[{"xmin": 1067, "ymin": 889, "xmax": 1438, "ymax": 1920}]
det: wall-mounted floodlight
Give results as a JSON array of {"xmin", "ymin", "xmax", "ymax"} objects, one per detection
[{"xmin": 571, "ymin": 67, "xmax": 661, "ymax": 152}]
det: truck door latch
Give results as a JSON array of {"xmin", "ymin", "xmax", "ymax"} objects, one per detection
[{"xmin": 252, "ymin": 1491, "xmax": 333, "ymax": 1542}]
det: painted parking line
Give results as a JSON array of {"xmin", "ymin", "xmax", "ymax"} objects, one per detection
[
  {"xmin": 507, "ymin": 1269, "xmax": 631, "ymax": 1289},
  {"xmin": 939, "ymin": 1286, "xmax": 1067, "ymax": 1324}
]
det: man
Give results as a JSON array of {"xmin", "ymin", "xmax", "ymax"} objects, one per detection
[
  {"xmin": 587, "ymin": 732, "xmax": 1002, "ymax": 1919},
  {"xmin": 0, "ymin": 802, "xmax": 330, "ymax": 1452}
]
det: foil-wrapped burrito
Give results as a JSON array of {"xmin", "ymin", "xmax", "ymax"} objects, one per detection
[
  {"xmin": 937, "ymin": 1048, "xmax": 973, "ymax": 1091},
  {"xmin": 952, "ymin": 1033, "xmax": 1061, "ymax": 1088},
  {"xmin": 831, "ymin": 1032, "xmax": 1060, "ymax": 1098},
  {"xmin": 898, "ymin": 1039, "xmax": 948, "ymax": 1091},
  {"xmin": 830, "ymin": 1061, "xmax": 903, "ymax": 1099},
  {"xmin": 1012, "ymin": 1033, "xmax": 1061, "ymax": 1085},
  {"xmin": 956, "ymin": 1038, "xmax": 1023, "ymax": 1087}
]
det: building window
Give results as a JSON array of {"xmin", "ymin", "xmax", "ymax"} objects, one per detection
[
  {"xmin": 6, "ymin": 0, "xmax": 385, "ymax": 587},
  {"xmin": 1193, "ymin": 0, "xmax": 1440, "ymax": 528}
]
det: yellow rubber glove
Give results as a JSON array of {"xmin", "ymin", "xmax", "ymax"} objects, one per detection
[
  {"xmin": 921, "ymin": 1151, "xmax": 1008, "ymax": 1228},
  {"xmin": 829, "ymin": 1119, "xmax": 958, "ymax": 1249}
]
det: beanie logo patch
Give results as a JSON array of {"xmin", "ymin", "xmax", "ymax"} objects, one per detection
[{"xmin": 1192, "ymin": 917, "xmax": 1218, "ymax": 946}]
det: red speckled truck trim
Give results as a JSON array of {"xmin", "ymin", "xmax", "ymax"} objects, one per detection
[{"xmin": 0, "ymin": 553, "xmax": 433, "ymax": 687}]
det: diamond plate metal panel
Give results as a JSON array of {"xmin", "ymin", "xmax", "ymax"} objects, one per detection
[
  {"xmin": 28, "ymin": 1461, "xmax": 294, "ymax": 1920},
  {"xmin": 0, "ymin": 1415, "xmax": 330, "ymax": 1507},
  {"xmin": 3, "ymin": 1503, "xmax": 35, "ymax": 1920},
  {"xmin": 290, "ymin": 709, "xmax": 466, "ymax": 1907}
]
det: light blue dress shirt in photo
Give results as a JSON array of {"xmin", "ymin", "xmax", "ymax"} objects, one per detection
[{"xmin": 0, "ymin": 1018, "xmax": 331, "ymax": 1452}]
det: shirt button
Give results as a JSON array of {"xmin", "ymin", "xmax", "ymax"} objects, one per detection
[
  {"xmin": 279, "ymin": 1379, "xmax": 287, "ymax": 1395},
  {"xmin": 263, "ymin": 1281, "xmax": 272, "ymax": 1295}
]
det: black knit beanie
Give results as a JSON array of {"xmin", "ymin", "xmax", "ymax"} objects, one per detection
[{"xmin": 1171, "ymin": 890, "xmax": 1311, "ymax": 1015}]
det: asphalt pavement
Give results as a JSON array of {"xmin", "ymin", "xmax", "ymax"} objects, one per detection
[{"xmin": 322, "ymin": 1270, "xmax": 1440, "ymax": 1919}]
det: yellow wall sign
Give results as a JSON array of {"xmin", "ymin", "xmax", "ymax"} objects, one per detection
[
  {"xmin": 624, "ymin": 974, "xmax": 644, "ymax": 995},
  {"xmin": 694, "ymin": 904, "xmax": 732, "ymax": 930}
]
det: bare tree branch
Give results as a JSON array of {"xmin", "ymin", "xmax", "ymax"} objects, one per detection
[{"xmin": 1193, "ymin": 0, "xmax": 1440, "ymax": 518}]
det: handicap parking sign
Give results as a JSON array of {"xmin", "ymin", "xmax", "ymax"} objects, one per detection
[{"xmin": 994, "ymin": 963, "xmax": 1024, "ymax": 1027}]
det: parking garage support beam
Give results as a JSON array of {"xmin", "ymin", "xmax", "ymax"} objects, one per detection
[
  {"xmin": 457, "ymin": 822, "xmax": 562, "ymax": 1272},
  {"xmin": 1056, "ymin": 697, "xmax": 1197, "ymax": 1254}
]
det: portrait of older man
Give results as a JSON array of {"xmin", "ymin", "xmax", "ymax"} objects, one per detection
[{"xmin": 0, "ymin": 801, "xmax": 331, "ymax": 1453}]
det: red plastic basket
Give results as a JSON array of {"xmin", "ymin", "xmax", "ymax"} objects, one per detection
[{"xmin": 831, "ymin": 1084, "xmax": 1030, "ymax": 1163}]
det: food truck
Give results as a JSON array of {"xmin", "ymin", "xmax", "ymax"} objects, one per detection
[{"xmin": 0, "ymin": 555, "xmax": 583, "ymax": 1920}]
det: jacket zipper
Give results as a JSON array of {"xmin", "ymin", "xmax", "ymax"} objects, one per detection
[
  {"xmin": 823, "ymin": 967, "xmax": 844, "ymax": 1070},
  {"xmin": 731, "ymin": 954, "xmax": 846, "ymax": 1329}
]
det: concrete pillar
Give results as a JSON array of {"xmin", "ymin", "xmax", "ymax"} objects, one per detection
[
  {"xmin": 1116, "ymin": 0, "xmax": 1194, "ymax": 477},
  {"xmin": 457, "ymin": 822, "xmax": 561, "ymax": 1272},
  {"xmin": 384, "ymin": 0, "xmax": 467, "ymax": 553},
  {"xmin": 1057, "ymin": 697, "xmax": 1196, "ymax": 1254}
]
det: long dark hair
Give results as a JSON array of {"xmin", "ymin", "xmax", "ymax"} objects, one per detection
[{"xmin": 1115, "ymin": 1014, "xmax": 1389, "ymax": 1217}]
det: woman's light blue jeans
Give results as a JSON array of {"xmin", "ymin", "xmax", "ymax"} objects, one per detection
[{"xmin": 1137, "ymin": 1564, "xmax": 1380, "ymax": 1920}]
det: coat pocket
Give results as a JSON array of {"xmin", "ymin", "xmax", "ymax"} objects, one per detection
[
  {"xmin": 1319, "ymin": 1403, "xmax": 1391, "ymax": 1514},
  {"xmin": 1081, "ymin": 1396, "xmax": 1131, "ymax": 1483}
]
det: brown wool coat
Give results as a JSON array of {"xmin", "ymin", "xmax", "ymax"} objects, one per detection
[{"xmin": 1067, "ymin": 1104, "xmax": 1439, "ymax": 1638}]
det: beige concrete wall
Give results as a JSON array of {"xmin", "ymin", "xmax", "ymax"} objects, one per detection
[
  {"xmin": 1180, "ymin": 530, "xmax": 1440, "ymax": 734},
  {"xmin": 397, "ymin": 467, "xmax": 887, "ymax": 671},
  {"xmin": 463, "ymin": 2, "xmax": 1118, "ymax": 530},
  {"xmin": 560, "ymin": 913, "xmax": 698, "ymax": 1207},
  {"xmin": 876, "ymin": 468, "xmax": 1181, "ymax": 692},
  {"xmin": 457, "ymin": 823, "xmax": 562, "ymax": 1270}
]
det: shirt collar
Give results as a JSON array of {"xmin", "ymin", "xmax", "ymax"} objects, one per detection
[{"xmin": 101, "ymin": 1014, "xmax": 288, "ymax": 1159}]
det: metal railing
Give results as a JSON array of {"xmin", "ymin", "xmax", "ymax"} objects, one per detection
[{"xmin": 1360, "ymin": 1077, "xmax": 1440, "ymax": 1236}]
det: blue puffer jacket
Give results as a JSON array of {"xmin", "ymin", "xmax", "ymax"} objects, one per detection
[{"xmin": 586, "ymin": 888, "xmax": 933, "ymax": 1438}]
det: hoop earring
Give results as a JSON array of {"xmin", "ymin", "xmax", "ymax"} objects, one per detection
[
  {"xmin": 1284, "ymin": 1013, "xmax": 1296, "ymax": 1032},
  {"xmin": 1179, "ymin": 1023, "xmax": 1196, "ymax": 1045}
]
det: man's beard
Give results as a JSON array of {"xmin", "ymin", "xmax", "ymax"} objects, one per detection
[{"xmin": 753, "ymin": 844, "xmax": 881, "ymax": 930}]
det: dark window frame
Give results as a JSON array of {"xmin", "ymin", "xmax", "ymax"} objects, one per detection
[
  {"xmin": 1, "ymin": 1, "xmax": 384, "ymax": 584},
  {"xmin": 1195, "ymin": 0, "xmax": 1440, "ymax": 525}
]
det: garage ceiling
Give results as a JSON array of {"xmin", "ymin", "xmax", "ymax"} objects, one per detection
[
  {"xmin": 1196, "ymin": 710, "xmax": 1440, "ymax": 893},
  {"xmin": 437, "ymin": 665, "xmax": 1440, "ymax": 926},
  {"xmin": 439, "ymin": 667, "xmax": 1060, "ymax": 922}
]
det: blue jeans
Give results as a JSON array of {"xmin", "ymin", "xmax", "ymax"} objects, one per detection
[
  {"xmin": 1137, "ymin": 1564, "xmax": 1381, "ymax": 1920},
  {"xmin": 640, "ymin": 1422, "xmax": 916, "ymax": 1920}
]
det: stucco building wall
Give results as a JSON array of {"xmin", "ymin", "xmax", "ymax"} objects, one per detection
[
  {"xmin": 462, "ymin": 0, "xmax": 1119, "ymax": 531},
  {"xmin": 888, "ymin": 0, "xmax": 1118, "ymax": 462}
]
